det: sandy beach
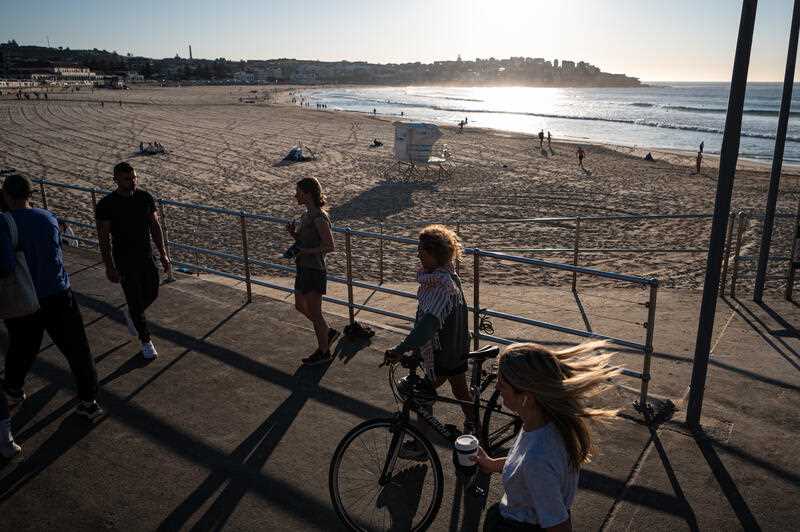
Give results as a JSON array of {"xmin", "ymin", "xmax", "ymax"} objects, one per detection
[{"xmin": 1, "ymin": 84, "xmax": 797, "ymax": 290}]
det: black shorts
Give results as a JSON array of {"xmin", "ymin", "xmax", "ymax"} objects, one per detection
[
  {"xmin": 435, "ymin": 355, "xmax": 468, "ymax": 378},
  {"xmin": 295, "ymin": 267, "xmax": 327, "ymax": 295}
]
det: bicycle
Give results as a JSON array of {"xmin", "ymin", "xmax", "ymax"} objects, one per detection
[{"xmin": 328, "ymin": 345, "xmax": 522, "ymax": 531}]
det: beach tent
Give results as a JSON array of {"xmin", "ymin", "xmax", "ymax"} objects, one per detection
[{"xmin": 393, "ymin": 122, "xmax": 442, "ymax": 163}]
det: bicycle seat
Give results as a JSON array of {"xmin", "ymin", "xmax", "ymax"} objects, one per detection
[{"xmin": 467, "ymin": 345, "xmax": 500, "ymax": 360}]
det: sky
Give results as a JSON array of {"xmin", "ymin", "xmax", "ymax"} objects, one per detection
[{"xmin": 1, "ymin": 0, "xmax": 798, "ymax": 82}]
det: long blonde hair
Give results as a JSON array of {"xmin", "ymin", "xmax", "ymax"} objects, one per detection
[{"xmin": 497, "ymin": 340, "xmax": 620, "ymax": 469}]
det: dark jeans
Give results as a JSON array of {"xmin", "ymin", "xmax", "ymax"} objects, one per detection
[
  {"xmin": 483, "ymin": 503, "xmax": 543, "ymax": 532},
  {"xmin": 119, "ymin": 258, "xmax": 160, "ymax": 343},
  {"xmin": 3, "ymin": 289, "xmax": 98, "ymax": 402}
]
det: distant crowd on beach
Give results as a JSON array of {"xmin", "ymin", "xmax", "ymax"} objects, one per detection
[{"xmin": 139, "ymin": 141, "xmax": 166, "ymax": 155}]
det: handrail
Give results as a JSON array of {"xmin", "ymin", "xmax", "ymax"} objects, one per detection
[{"xmin": 34, "ymin": 177, "xmax": 660, "ymax": 415}]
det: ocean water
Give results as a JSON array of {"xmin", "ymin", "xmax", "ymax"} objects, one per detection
[{"xmin": 305, "ymin": 83, "xmax": 800, "ymax": 163}]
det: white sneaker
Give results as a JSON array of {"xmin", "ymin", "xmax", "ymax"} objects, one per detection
[
  {"xmin": 141, "ymin": 341, "xmax": 158, "ymax": 360},
  {"xmin": 0, "ymin": 439, "xmax": 22, "ymax": 460},
  {"xmin": 122, "ymin": 308, "xmax": 138, "ymax": 337}
]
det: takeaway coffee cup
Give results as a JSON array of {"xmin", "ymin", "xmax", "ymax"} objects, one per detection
[{"xmin": 455, "ymin": 434, "xmax": 479, "ymax": 467}]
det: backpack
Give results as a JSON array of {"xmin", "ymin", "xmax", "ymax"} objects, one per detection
[{"xmin": 0, "ymin": 212, "xmax": 40, "ymax": 319}]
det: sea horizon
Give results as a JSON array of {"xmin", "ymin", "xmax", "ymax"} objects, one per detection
[{"xmin": 303, "ymin": 82, "xmax": 800, "ymax": 164}]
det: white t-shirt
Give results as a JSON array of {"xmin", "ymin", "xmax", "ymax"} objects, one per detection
[{"xmin": 499, "ymin": 423, "xmax": 578, "ymax": 528}]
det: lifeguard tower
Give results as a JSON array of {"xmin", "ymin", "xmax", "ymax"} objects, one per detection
[{"xmin": 393, "ymin": 122, "xmax": 451, "ymax": 179}]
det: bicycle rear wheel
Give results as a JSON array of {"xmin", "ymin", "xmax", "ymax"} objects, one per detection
[
  {"xmin": 481, "ymin": 389, "xmax": 522, "ymax": 456},
  {"xmin": 329, "ymin": 418, "xmax": 444, "ymax": 531}
]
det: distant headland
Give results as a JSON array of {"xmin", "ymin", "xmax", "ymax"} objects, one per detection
[{"xmin": 0, "ymin": 40, "xmax": 641, "ymax": 88}]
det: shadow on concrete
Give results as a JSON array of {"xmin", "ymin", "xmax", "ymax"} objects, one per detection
[
  {"xmin": 76, "ymin": 292, "xmax": 392, "ymax": 421},
  {"xmin": 757, "ymin": 301, "xmax": 799, "ymax": 338},
  {"xmin": 694, "ymin": 428, "xmax": 761, "ymax": 531},
  {"xmin": 0, "ymin": 412, "xmax": 96, "ymax": 501},
  {"xmin": 723, "ymin": 297, "xmax": 800, "ymax": 371},
  {"xmin": 328, "ymin": 180, "xmax": 438, "ymax": 223},
  {"xmin": 650, "ymin": 429, "xmax": 699, "ymax": 531},
  {"xmin": 159, "ymin": 363, "xmax": 333, "ymax": 530}
]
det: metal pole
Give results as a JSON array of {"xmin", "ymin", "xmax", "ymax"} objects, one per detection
[
  {"xmin": 787, "ymin": 198, "xmax": 800, "ymax": 301},
  {"xmin": 639, "ymin": 283, "xmax": 658, "ymax": 414},
  {"xmin": 240, "ymin": 212, "xmax": 252, "ymax": 303},
  {"xmin": 473, "ymin": 249, "xmax": 480, "ymax": 351},
  {"xmin": 39, "ymin": 181, "xmax": 48, "ymax": 210},
  {"xmin": 754, "ymin": 0, "xmax": 800, "ymax": 302},
  {"xmin": 730, "ymin": 212, "xmax": 749, "ymax": 299},
  {"xmin": 90, "ymin": 189, "xmax": 98, "ymax": 246},
  {"xmin": 687, "ymin": 0, "xmax": 758, "ymax": 429},
  {"xmin": 719, "ymin": 212, "xmax": 738, "ymax": 294},
  {"xmin": 345, "ymin": 228, "xmax": 355, "ymax": 325},
  {"xmin": 158, "ymin": 200, "xmax": 175, "ymax": 282},
  {"xmin": 572, "ymin": 217, "xmax": 581, "ymax": 291},
  {"xmin": 456, "ymin": 222, "xmax": 462, "ymax": 276},
  {"xmin": 378, "ymin": 222, "xmax": 384, "ymax": 285}
]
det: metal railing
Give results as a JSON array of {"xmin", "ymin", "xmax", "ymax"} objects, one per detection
[{"xmin": 35, "ymin": 178, "xmax": 660, "ymax": 413}]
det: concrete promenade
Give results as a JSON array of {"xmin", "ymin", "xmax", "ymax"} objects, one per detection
[{"xmin": 1, "ymin": 247, "xmax": 798, "ymax": 531}]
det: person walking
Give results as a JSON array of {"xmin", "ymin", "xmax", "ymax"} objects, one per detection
[
  {"xmin": 95, "ymin": 162, "xmax": 171, "ymax": 360},
  {"xmin": 699, "ymin": 141, "xmax": 704, "ymax": 154},
  {"xmin": 547, "ymin": 131, "xmax": 552, "ymax": 148},
  {"xmin": 538, "ymin": 130, "xmax": 545, "ymax": 149},
  {"xmin": 696, "ymin": 151, "xmax": 703, "ymax": 174},
  {"xmin": 285, "ymin": 177, "xmax": 339, "ymax": 366},
  {"xmin": 383, "ymin": 224, "xmax": 475, "ymax": 449},
  {"xmin": 577, "ymin": 147, "xmax": 585, "ymax": 169},
  {"xmin": 0, "ymin": 174, "xmax": 102, "ymax": 420},
  {"xmin": 472, "ymin": 342, "xmax": 620, "ymax": 531}
]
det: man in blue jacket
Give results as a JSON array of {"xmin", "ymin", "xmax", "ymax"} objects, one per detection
[{"xmin": 0, "ymin": 174, "xmax": 101, "ymax": 421}]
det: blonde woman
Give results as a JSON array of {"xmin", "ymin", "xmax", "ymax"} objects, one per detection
[
  {"xmin": 384, "ymin": 225, "xmax": 474, "ymax": 456},
  {"xmin": 286, "ymin": 177, "xmax": 338, "ymax": 365},
  {"xmin": 473, "ymin": 342, "xmax": 620, "ymax": 532}
]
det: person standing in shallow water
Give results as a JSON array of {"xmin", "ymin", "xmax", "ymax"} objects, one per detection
[{"xmin": 286, "ymin": 177, "xmax": 339, "ymax": 365}]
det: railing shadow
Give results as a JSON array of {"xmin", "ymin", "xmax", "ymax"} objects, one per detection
[
  {"xmin": 159, "ymin": 363, "xmax": 333, "ymax": 530},
  {"xmin": 722, "ymin": 296, "xmax": 800, "ymax": 371},
  {"xmin": 692, "ymin": 427, "xmax": 762, "ymax": 531}
]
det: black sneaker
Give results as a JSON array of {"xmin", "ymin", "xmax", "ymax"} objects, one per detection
[
  {"xmin": 75, "ymin": 401, "xmax": 103, "ymax": 420},
  {"xmin": 2, "ymin": 385, "xmax": 26, "ymax": 407},
  {"xmin": 302, "ymin": 350, "xmax": 334, "ymax": 366}
]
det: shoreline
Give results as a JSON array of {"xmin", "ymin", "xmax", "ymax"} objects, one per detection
[{"xmin": 281, "ymin": 84, "xmax": 800, "ymax": 172}]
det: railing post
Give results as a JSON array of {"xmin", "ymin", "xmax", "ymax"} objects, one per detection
[
  {"xmin": 639, "ymin": 282, "xmax": 658, "ymax": 414},
  {"xmin": 720, "ymin": 212, "xmax": 738, "ymax": 295},
  {"xmin": 378, "ymin": 222, "xmax": 384, "ymax": 285},
  {"xmin": 39, "ymin": 181, "xmax": 48, "ymax": 210},
  {"xmin": 456, "ymin": 222, "xmax": 462, "ymax": 276},
  {"xmin": 473, "ymin": 249, "xmax": 480, "ymax": 351},
  {"xmin": 345, "ymin": 228, "xmax": 355, "ymax": 325},
  {"xmin": 90, "ymin": 189, "xmax": 98, "ymax": 247},
  {"xmin": 240, "ymin": 212, "xmax": 252, "ymax": 303},
  {"xmin": 572, "ymin": 217, "xmax": 581, "ymax": 292},
  {"xmin": 730, "ymin": 212, "xmax": 749, "ymax": 299}
]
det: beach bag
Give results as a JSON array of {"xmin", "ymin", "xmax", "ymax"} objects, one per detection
[{"xmin": 0, "ymin": 212, "xmax": 40, "ymax": 319}]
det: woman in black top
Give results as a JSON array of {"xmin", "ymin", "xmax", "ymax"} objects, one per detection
[{"xmin": 286, "ymin": 177, "xmax": 339, "ymax": 365}]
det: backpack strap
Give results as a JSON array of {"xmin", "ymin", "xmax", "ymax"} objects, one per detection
[{"xmin": 2, "ymin": 212, "xmax": 18, "ymax": 250}]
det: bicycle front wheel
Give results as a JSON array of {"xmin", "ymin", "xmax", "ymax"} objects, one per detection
[
  {"xmin": 329, "ymin": 418, "xmax": 444, "ymax": 531},
  {"xmin": 481, "ymin": 389, "xmax": 522, "ymax": 456}
]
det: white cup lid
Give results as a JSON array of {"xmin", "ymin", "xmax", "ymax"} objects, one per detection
[{"xmin": 455, "ymin": 434, "xmax": 479, "ymax": 451}]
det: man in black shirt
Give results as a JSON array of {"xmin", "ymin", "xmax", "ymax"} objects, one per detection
[{"xmin": 95, "ymin": 162, "xmax": 171, "ymax": 359}]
